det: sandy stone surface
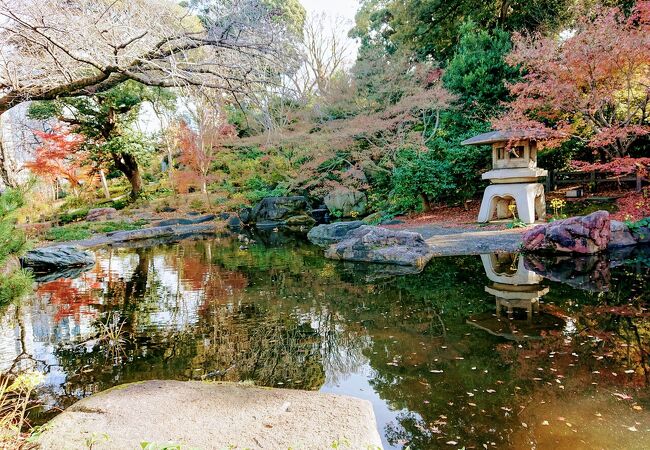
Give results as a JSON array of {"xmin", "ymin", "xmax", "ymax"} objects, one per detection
[
  {"xmin": 36, "ymin": 380, "xmax": 383, "ymax": 450},
  {"xmin": 397, "ymin": 225, "xmax": 527, "ymax": 256}
]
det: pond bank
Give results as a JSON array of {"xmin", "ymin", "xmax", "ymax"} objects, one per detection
[{"xmin": 36, "ymin": 380, "xmax": 382, "ymax": 450}]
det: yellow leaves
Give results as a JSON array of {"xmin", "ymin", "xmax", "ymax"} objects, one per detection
[{"xmin": 6, "ymin": 371, "xmax": 44, "ymax": 392}]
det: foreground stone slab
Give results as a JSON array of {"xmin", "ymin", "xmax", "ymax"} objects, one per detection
[{"xmin": 36, "ymin": 380, "xmax": 382, "ymax": 450}]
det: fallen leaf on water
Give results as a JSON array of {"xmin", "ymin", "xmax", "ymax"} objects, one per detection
[
  {"xmin": 627, "ymin": 426, "xmax": 638, "ymax": 432},
  {"xmin": 633, "ymin": 405, "xmax": 642, "ymax": 411},
  {"xmin": 542, "ymin": 421, "xmax": 549, "ymax": 426},
  {"xmin": 613, "ymin": 392, "xmax": 633, "ymax": 400}
]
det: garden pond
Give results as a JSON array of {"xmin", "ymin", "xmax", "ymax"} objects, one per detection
[{"xmin": 1, "ymin": 231, "xmax": 649, "ymax": 449}]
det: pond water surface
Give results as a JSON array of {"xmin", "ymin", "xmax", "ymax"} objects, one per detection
[{"xmin": 1, "ymin": 232, "xmax": 649, "ymax": 449}]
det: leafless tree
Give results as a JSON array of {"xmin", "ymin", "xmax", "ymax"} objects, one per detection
[
  {"xmin": 0, "ymin": 0, "xmax": 291, "ymax": 114},
  {"xmin": 286, "ymin": 12, "xmax": 353, "ymax": 100}
]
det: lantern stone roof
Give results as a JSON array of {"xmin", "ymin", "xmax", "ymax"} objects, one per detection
[{"xmin": 461, "ymin": 130, "xmax": 549, "ymax": 146}]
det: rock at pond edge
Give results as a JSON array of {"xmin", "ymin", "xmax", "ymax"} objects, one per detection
[
  {"xmin": 249, "ymin": 196, "xmax": 312, "ymax": 226},
  {"xmin": 609, "ymin": 220, "xmax": 637, "ymax": 248},
  {"xmin": 86, "ymin": 207, "xmax": 118, "ymax": 222},
  {"xmin": 308, "ymin": 221, "xmax": 364, "ymax": 247},
  {"xmin": 324, "ymin": 225, "xmax": 433, "ymax": 267},
  {"xmin": 22, "ymin": 246, "xmax": 95, "ymax": 270},
  {"xmin": 523, "ymin": 210, "xmax": 611, "ymax": 254}
]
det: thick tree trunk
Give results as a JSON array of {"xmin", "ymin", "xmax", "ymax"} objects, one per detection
[
  {"xmin": 127, "ymin": 168, "xmax": 143, "ymax": 199},
  {"xmin": 420, "ymin": 192, "xmax": 432, "ymax": 212},
  {"xmin": 112, "ymin": 152, "xmax": 143, "ymax": 199}
]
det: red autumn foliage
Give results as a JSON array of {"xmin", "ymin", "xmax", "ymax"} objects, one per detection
[
  {"xmin": 37, "ymin": 276, "xmax": 100, "ymax": 323},
  {"xmin": 613, "ymin": 191, "xmax": 650, "ymax": 221},
  {"xmin": 25, "ymin": 126, "xmax": 88, "ymax": 187},
  {"xmin": 571, "ymin": 157, "xmax": 650, "ymax": 176},
  {"xmin": 174, "ymin": 117, "xmax": 237, "ymax": 194},
  {"xmin": 495, "ymin": 1, "xmax": 650, "ymax": 158}
]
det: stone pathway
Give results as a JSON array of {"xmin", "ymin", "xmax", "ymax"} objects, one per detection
[{"xmin": 399, "ymin": 224, "xmax": 528, "ymax": 256}]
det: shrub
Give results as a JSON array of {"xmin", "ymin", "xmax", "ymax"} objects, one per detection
[
  {"xmin": 0, "ymin": 370, "xmax": 44, "ymax": 447},
  {"xmin": 0, "ymin": 188, "xmax": 32, "ymax": 309},
  {"xmin": 0, "ymin": 270, "xmax": 33, "ymax": 309},
  {"xmin": 58, "ymin": 208, "xmax": 90, "ymax": 225},
  {"xmin": 389, "ymin": 149, "xmax": 455, "ymax": 212},
  {"xmin": 45, "ymin": 221, "xmax": 147, "ymax": 242},
  {"xmin": 189, "ymin": 199, "xmax": 205, "ymax": 211}
]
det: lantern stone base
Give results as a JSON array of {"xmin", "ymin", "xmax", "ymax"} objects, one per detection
[{"xmin": 478, "ymin": 183, "xmax": 545, "ymax": 224}]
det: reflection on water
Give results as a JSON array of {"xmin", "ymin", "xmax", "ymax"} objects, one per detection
[
  {"xmin": 1, "ymin": 236, "xmax": 649, "ymax": 449},
  {"xmin": 468, "ymin": 253, "xmax": 562, "ymax": 341}
]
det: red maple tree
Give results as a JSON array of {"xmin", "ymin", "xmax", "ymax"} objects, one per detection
[
  {"xmin": 37, "ymin": 276, "xmax": 101, "ymax": 323},
  {"xmin": 25, "ymin": 126, "xmax": 88, "ymax": 189},
  {"xmin": 495, "ymin": 1, "xmax": 650, "ymax": 159},
  {"xmin": 174, "ymin": 114, "xmax": 237, "ymax": 194}
]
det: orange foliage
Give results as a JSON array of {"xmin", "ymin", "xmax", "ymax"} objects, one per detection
[
  {"xmin": 496, "ymin": 1, "xmax": 650, "ymax": 158},
  {"xmin": 173, "ymin": 118, "xmax": 236, "ymax": 194},
  {"xmin": 37, "ymin": 276, "xmax": 100, "ymax": 323},
  {"xmin": 25, "ymin": 126, "xmax": 89, "ymax": 187}
]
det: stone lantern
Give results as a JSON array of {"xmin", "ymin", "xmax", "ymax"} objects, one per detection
[
  {"xmin": 467, "ymin": 253, "xmax": 563, "ymax": 342},
  {"xmin": 480, "ymin": 253, "xmax": 549, "ymax": 322},
  {"xmin": 461, "ymin": 130, "xmax": 547, "ymax": 224}
]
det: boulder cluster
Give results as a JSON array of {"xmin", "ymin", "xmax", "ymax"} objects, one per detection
[
  {"xmin": 309, "ymin": 221, "xmax": 433, "ymax": 268},
  {"xmin": 522, "ymin": 210, "xmax": 649, "ymax": 254}
]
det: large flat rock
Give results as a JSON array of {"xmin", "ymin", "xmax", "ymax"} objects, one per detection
[{"xmin": 36, "ymin": 380, "xmax": 382, "ymax": 450}]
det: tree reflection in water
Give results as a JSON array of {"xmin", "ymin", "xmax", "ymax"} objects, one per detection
[{"xmin": 0, "ymin": 238, "xmax": 648, "ymax": 449}]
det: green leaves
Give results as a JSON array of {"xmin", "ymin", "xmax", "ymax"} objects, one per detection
[
  {"xmin": 101, "ymin": 132, "xmax": 155, "ymax": 166},
  {"xmin": 390, "ymin": 148, "xmax": 456, "ymax": 212},
  {"xmin": 443, "ymin": 23, "xmax": 519, "ymax": 115}
]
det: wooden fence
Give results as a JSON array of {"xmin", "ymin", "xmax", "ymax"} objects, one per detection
[{"xmin": 544, "ymin": 169, "xmax": 648, "ymax": 193}]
